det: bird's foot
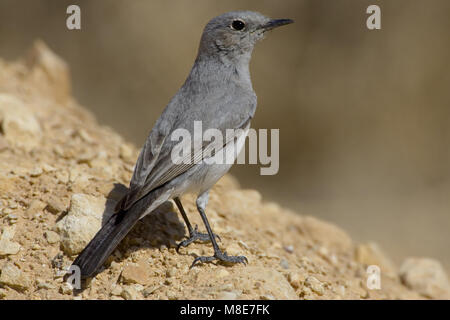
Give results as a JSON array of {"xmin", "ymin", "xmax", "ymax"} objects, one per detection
[
  {"xmin": 190, "ymin": 249, "xmax": 248, "ymax": 268},
  {"xmin": 176, "ymin": 225, "xmax": 220, "ymax": 252}
]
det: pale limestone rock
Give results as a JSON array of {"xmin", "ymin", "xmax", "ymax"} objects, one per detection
[
  {"xmin": 121, "ymin": 285, "xmax": 140, "ymax": 300},
  {"xmin": 0, "ymin": 225, "xmax": 21, "ymax": 256},
  {"xmin": 399, "ymin": 257, "xmax": 450, "ymax": 299},
  {"xmin": 56, "ymin": 193, "xmax": 113, "ymax": 255},
  {"xmin": 0, "ymin": 225, "xmax": 16, "ymax": 242},
  {"xmin": 304, "ymin": 276, "xmax": 325, "ymax": 296},
  {"xmin": 59, "ymin": 282, "xmax": 73, "ymax": 295},
  {"xmin": 0, "ymin": 94, "xmax": 41, "ymax": 151},
  {"xmin": 0, "ymin": 263, "xmax": 31, "ymax": 291},
  {"xmin": 287, "ymin": 272, "xmax": 304, "ymax": 289},
  {"xmin": 0, "ymin": 240, "xmax": 21, "ymax": 256}
]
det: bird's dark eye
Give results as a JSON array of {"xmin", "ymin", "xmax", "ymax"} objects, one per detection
[{"xmin": 231, "ymin": 19, "xmax": 246, "ymax": 31}]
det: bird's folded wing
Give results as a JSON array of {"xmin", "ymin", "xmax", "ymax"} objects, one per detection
[{"xmin": 117, "ymin": 116, "xmax": 252, "ymax": 211}]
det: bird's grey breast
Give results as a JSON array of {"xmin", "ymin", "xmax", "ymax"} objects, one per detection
[{"xmin": 164, "ymin": 57, "xmax": 257, "ymax": 135}]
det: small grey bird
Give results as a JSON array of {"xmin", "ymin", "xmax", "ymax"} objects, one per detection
[{"xmin": 72, "ymin": 11, "xmax": 293, "ymax": 278}]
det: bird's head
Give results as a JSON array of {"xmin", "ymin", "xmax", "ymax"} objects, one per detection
[{"xmin": 198, "ymin": 11, "xmax": 293, "ymax": 62}]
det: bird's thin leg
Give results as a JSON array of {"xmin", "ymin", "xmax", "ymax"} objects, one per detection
[
  {"xmin": 190, "ymin": 191, "xmax": 247, "ymax": 267},
  {"xmin": 174, "ymin": 197, "xmax": 220, "ymax": 252}
]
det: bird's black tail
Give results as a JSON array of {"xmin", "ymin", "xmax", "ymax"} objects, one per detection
[{"xmin": 71, "ymin": 208, "xmax": 140, "ymax": 279}]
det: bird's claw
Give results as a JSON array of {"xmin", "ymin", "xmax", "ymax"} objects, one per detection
[
  {"xmin": 176, "ymin": 225, "xmax": 221, "ymax": 253},
  {"xmin": 190, "ymin": 250, "xmax": 248, "ymax": 268}
]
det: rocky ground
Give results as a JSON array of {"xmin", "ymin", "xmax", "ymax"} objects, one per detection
[{"xmin": 0, "ymin": 41, "xmax": 449, "ymax": 300}]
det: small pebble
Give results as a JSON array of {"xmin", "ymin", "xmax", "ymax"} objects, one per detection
[
  {"xmin": 283, "ymin": 245, "xmax": 294, "ymax": 253},
  {"xmin": 280, "ymin": 259, "xmax": 290, "ymax": 269},
  {"xmin": 217, "ymin": 291, "xmax": 237, "ymax": 300},
  {"xmin": 59, "ymin": 282, "xmax": 73, "ymax": 295},
  {"xmin": 121, "ymin": 285, "xmax": 140, "ymax": 300},
  {"xmin": 37, "ymin": 281, "xmax": 55, "ymax": 290},
  {"xmin": 44, "ymin": 231, "xmax": 60, "ymax": 244},
  {"xmin": 304, "ymin": 276, "xmax": 325, "ymax": 296},
  {"xmin": 142, "ymin": 285, "xmax": 161, "ymax": 298},
  {"xmin": 110, "ymin": 285, "xmax": 123, "ymax": 296},
  {"xmin": 29, "ymin": 167, "xmax": 43, "ymax": 177},
  {"xmin": 7, "ymin": 213, "xmax": 18, "ymax": 224}
]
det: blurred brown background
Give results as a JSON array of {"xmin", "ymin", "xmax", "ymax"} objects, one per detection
[{"xmin": 0, "ymin": 0, "xmax": 449, "ymax": 268}]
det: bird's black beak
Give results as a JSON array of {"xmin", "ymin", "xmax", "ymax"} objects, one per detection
[{"xmin": 261, "ymin": 19, "xmax": 294, "ymax": 31}]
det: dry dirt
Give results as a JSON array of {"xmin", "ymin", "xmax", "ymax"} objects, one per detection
[{"xmin": 0, "ymin": 41, "xmax": 449, "ymax": 300}]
